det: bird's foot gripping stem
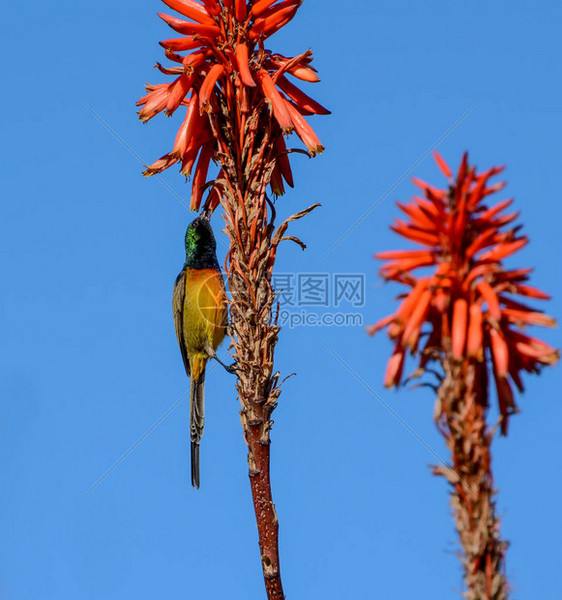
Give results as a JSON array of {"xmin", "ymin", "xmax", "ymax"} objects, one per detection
[
  {"xmin": 222, "ymin": 361, "xmax": 239, "ymax": 374},
  {"xmin": 205, "ymin": 343, "xmax": 238, "ymax": 375}
]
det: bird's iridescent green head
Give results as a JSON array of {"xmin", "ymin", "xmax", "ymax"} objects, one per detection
[{"xmin": 184, "ymin": 215, "xmax": 220, "ymax": 270}]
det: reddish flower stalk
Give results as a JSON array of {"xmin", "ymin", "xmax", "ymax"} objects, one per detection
[
  {"xmin": 370, "ymin": 152, "xmax": 558, "ymax": 599},
  {"xmin": 138, "ymin": 2, "xmax": 328, "ymax": 597}
]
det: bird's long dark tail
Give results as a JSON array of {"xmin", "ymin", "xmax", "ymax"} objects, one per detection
[{"xmin": 190, "ymin": 356, "xmax": 206, "ymax": 489}]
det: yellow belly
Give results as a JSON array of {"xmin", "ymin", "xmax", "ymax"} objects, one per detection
[{"xmin": 182, "ymin": 268, "xmax": 228, "ymax": 361}]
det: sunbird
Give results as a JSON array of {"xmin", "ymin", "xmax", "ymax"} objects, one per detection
[{"xmin": 173, "ymin": 212, "xmax": 229, "ymax": 489}]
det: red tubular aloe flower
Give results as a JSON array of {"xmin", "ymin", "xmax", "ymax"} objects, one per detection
[
  {"xmin": 137, "ymin": 0, "xmax": 328, "ymax": 209},
  {"xmin": 370, "ymin": 152, "xmax": 558, "ymax": 600},
  {"xmin": 139, "ymin": 2, "xmax": 328, "ymax": 599}
]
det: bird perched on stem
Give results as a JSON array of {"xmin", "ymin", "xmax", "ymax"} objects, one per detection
[{"xmin": 173, "ymin": 211, "xmax": 229, "ymax": 488}]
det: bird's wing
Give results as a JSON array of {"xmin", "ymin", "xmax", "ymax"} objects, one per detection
[{"xmin": 173, "ymin": 268, "xmax": 190, "ymax": 378}]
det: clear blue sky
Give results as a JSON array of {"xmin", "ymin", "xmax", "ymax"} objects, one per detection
[{"xmin": 1, "ymin": 1, "xmax": 561, "ymax": 598}]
